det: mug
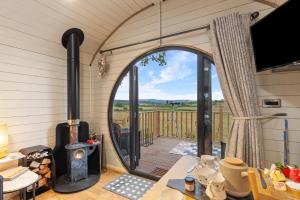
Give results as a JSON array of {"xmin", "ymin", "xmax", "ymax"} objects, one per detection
[
  {"xmin": 201, "ymin": 155, "xmax": 216, "ymax": 169},
  {"xmin": 193, "ymin": 166, "xmax": 216, "ymax": 186}
]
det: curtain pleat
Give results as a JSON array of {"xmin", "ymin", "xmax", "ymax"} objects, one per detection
[{"xmin": 209, "ymin": 13, "xmax": 264, "ymax": 168}]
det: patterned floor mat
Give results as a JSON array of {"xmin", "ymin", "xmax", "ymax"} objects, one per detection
[
  {"xmin": 169, "ymin": 141, "xmax": 221, "ymax": 156},
  {"xmin": 104, "ymin": 174, "xmax": 154, "ymax": 200}
]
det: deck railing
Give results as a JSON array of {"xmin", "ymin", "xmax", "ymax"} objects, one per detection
[{"xmin": 113, "ymin": 107, "xmax": 232, "ymax": 146}]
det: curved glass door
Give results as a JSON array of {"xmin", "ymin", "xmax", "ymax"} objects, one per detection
[
  {"xmin": 111, "ymin": 67, "xmax": 140, "ymax": 170},
  {"xmin": 109, "ymin": 47, "xmax": 215, "ymax": 180},
  {"xmin": 112, "ymin": 72, "xmax": 131, "ymax": 166}
]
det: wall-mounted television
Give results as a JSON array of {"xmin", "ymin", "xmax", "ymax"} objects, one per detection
[{"xmin": 251, "ymin": 0, "xmax": 300, "ymax": 72}]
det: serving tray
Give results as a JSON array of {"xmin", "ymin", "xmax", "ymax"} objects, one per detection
[{"xmin": 167, "ymin": 179, "xmax": 209, "ymax": 200}]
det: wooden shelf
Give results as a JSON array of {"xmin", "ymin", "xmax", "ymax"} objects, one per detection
[{"xmin": 0, "ymin": 152, "xmax": 25, "ymax": 165}]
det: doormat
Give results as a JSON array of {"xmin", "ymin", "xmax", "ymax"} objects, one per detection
[
  {"xmin": 104, "ymin": 174, "xmax": 154, "ymax": 200},
  {"xmin": 150, "ymin": 167, "xmax": 168, "ymax": 177},
  {"xmin": 169, "ymin": 141, "xmax": 197, "ymax": 156},
  {"xmin": 169, "ymin": 141, "xmax": 221, "ymax": 157}
]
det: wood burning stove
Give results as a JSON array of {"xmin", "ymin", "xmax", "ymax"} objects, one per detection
[
  {"xmin": 52, "ymin": 28, "xmax": 101, "ymax": 193},
  {"xmin": 66, "ymin": 143, "xmax": 88, "ymax": 183}
]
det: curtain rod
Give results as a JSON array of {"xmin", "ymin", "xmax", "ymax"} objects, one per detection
[
  {"xmin": 99, "ymin": 12, "xmax": 259, "ymax": 54},
  {"xmin": 100, "ymin": 24, "xmax": 210, "ymax": 53}
]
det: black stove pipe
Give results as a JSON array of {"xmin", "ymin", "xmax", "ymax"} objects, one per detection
[{"xmin": 62, "ymin": 28, "xmax": 84, "ymax": 144}]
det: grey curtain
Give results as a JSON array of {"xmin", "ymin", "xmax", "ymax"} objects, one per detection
[{"xmin": 209, "ymin": 13, "xmax": 264, "ymax": 168}]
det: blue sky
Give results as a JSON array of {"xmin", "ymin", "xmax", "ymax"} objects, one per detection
[{"xmin": 115, "ymin": 50, "xmax": 224, "ymax": 100}]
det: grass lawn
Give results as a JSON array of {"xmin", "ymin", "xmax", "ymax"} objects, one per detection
[{"xmin": 112, "ymin": 100, "xmax": 231, "ymax": 142}]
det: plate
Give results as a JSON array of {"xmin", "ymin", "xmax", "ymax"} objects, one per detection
[
  {"xmin": 286, "ymin": 179, "xmax": 300, "ymax": 191},
  {"xmin": 160, "ymin": 188, "xmax": 184, "ymax": 200}
]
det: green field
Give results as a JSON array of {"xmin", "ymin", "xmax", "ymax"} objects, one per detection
[
  {"xmin": 113, "ymin": 100, "xmax": 197, "ymax": 112},
  {"xmin": 112, "ymin": 100, "xmax": 231, "ymax": 142}
]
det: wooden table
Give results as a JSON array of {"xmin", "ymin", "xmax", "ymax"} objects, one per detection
[
  {"xmin": 142, "ymin": 155, "xmax": 198, "ymax": 200},
  {"xmin": 142, "ymin": 156, "xmax": 300, "ymax": 200},
  {"xmin": 0, "ymin": 153, "xmax": 25, "ymax": 164}
]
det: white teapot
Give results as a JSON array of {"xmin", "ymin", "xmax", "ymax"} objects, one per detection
[{"xmin": 219, "ymin": 157, "xmax": 250, "ymax": 197}]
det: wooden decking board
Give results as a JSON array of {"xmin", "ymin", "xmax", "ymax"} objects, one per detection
[
  {"xmin": 149, "ymin": 167, "xmax": 168, "ymax": 177},
  {"xmin": 136, "ymin": 137, "xmax": 196, "ymax": 177}
]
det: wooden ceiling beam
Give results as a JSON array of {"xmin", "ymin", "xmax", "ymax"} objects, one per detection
[{"xmin": 253, "ymin": 0, "xmax": 282, "ymax": 8}]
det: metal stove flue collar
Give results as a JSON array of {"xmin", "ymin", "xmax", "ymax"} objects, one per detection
[{"xmin": 68, "ymin": 119, "xmax": 80, "ymax": 126}]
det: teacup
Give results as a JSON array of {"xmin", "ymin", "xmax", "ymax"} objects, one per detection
[
  {"xmin": 193, "ymin": 166, "xmax": 216, "ymax": 186},
  {"xmin": 206, "ymin": 172, "xmax": 226, "ymax": 200},
  {"xmin": 201, "ymin": 155, "xmax": 216, "ymax": 169},
  {"xmin": 209, "ymin": 172, "xmax": 226, "ymax": 192}
]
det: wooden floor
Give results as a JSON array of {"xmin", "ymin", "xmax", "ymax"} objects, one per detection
[
  {"xmin": 6, "ymin": 138, "xmax": 207, "ymax": 199},
  {"xmin": 8, "ymin": 170, "xmax": 127, "ymax": 200},
  {"xmin": 32, "ymin": 137, "xmax": 188, "ymax": 199},
  {"xmin": 136, "ymin": 137, "xmax": 195, "ymax": 176}
]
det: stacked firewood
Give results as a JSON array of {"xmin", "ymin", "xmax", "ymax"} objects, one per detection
[{"xmin": 28, "ymin": 153, "xmax": 52, "ymax": 188}]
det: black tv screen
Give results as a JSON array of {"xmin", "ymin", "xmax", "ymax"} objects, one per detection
[{"xmin": 251, "ymin": 0, "xmax": 300, "ymax": 72}]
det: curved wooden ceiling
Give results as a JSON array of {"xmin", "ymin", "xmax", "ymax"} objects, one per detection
[
  {"xmin": 0, "ymin": 0, "xmax": 157, "ymax": 65},
  {"xmin": 0, "ymin": 0, "xmax": 285, "ymax": 66},
  {"xmin": 38, "ymin": 0, "xmax": 155, "ymax": 40},
  {"xmin": 253, "ymin": 0, "xmax": 287, "ymax": 8}
]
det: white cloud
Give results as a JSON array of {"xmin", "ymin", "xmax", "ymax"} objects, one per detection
[
  {"xmin": 139, "ymin": 84, "xmax": 224, "ymax": 101},
  {"xmin": 148, "ymin": 71, "xmax": 154, "ymax": 77},
  {"xmin": 138, "ymin": 51, "xmax": 196, "ymax": 100},
  {"xmin": 146, "ymin": 51, "xmax": 193, "ymax": 87},
  {"xmin": 114, "ymin": 51, "xmax": 225, "ymax": 101},
  {"xmin": 212, "ymin": 74, "xmax": 218, "ymax": 79},
  {"xmin": 212, "ymin": 91, "xmax": 224, "ymax": 100},
  {"xmin": 115, "ymin": 74, "xmax": 129, "ymax": 100},
  {"xmin": 139, "ymin": 84, "xmax": 197, "ymax": 100},
  {"xmin": 116, "ymin": 78, "xmax": 224, "ymax": 100}
]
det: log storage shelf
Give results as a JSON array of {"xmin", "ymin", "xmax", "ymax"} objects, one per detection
[{"xmin": 19, "ymin": 145, "xmax": 55, "ymax": 199}]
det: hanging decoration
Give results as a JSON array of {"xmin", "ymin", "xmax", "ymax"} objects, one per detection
[
  {"xmin": 138, "ymin": 1, "xmax": 166, "ymax": 67},
  {"xmin": 97, "ymin": 53, "xmax": 106, "ymax": 77}
]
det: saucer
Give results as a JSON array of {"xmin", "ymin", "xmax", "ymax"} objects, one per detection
[
  {"xmin": 205, "ymin": 183, "xmax": 227, "ymax": 200},
  {"xmin": 159, "ymin": 188, "xmax": 184, "ymax": 200}
]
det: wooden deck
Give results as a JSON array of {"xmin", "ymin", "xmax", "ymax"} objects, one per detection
[{"xmin": 136, "ymin": 137, "xmax": 196, "ymax": 177}]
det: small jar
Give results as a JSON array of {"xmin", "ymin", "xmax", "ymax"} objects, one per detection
[{"xmin": 185, "ymin": 175, "xmax": 195, "ymax": 192}]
